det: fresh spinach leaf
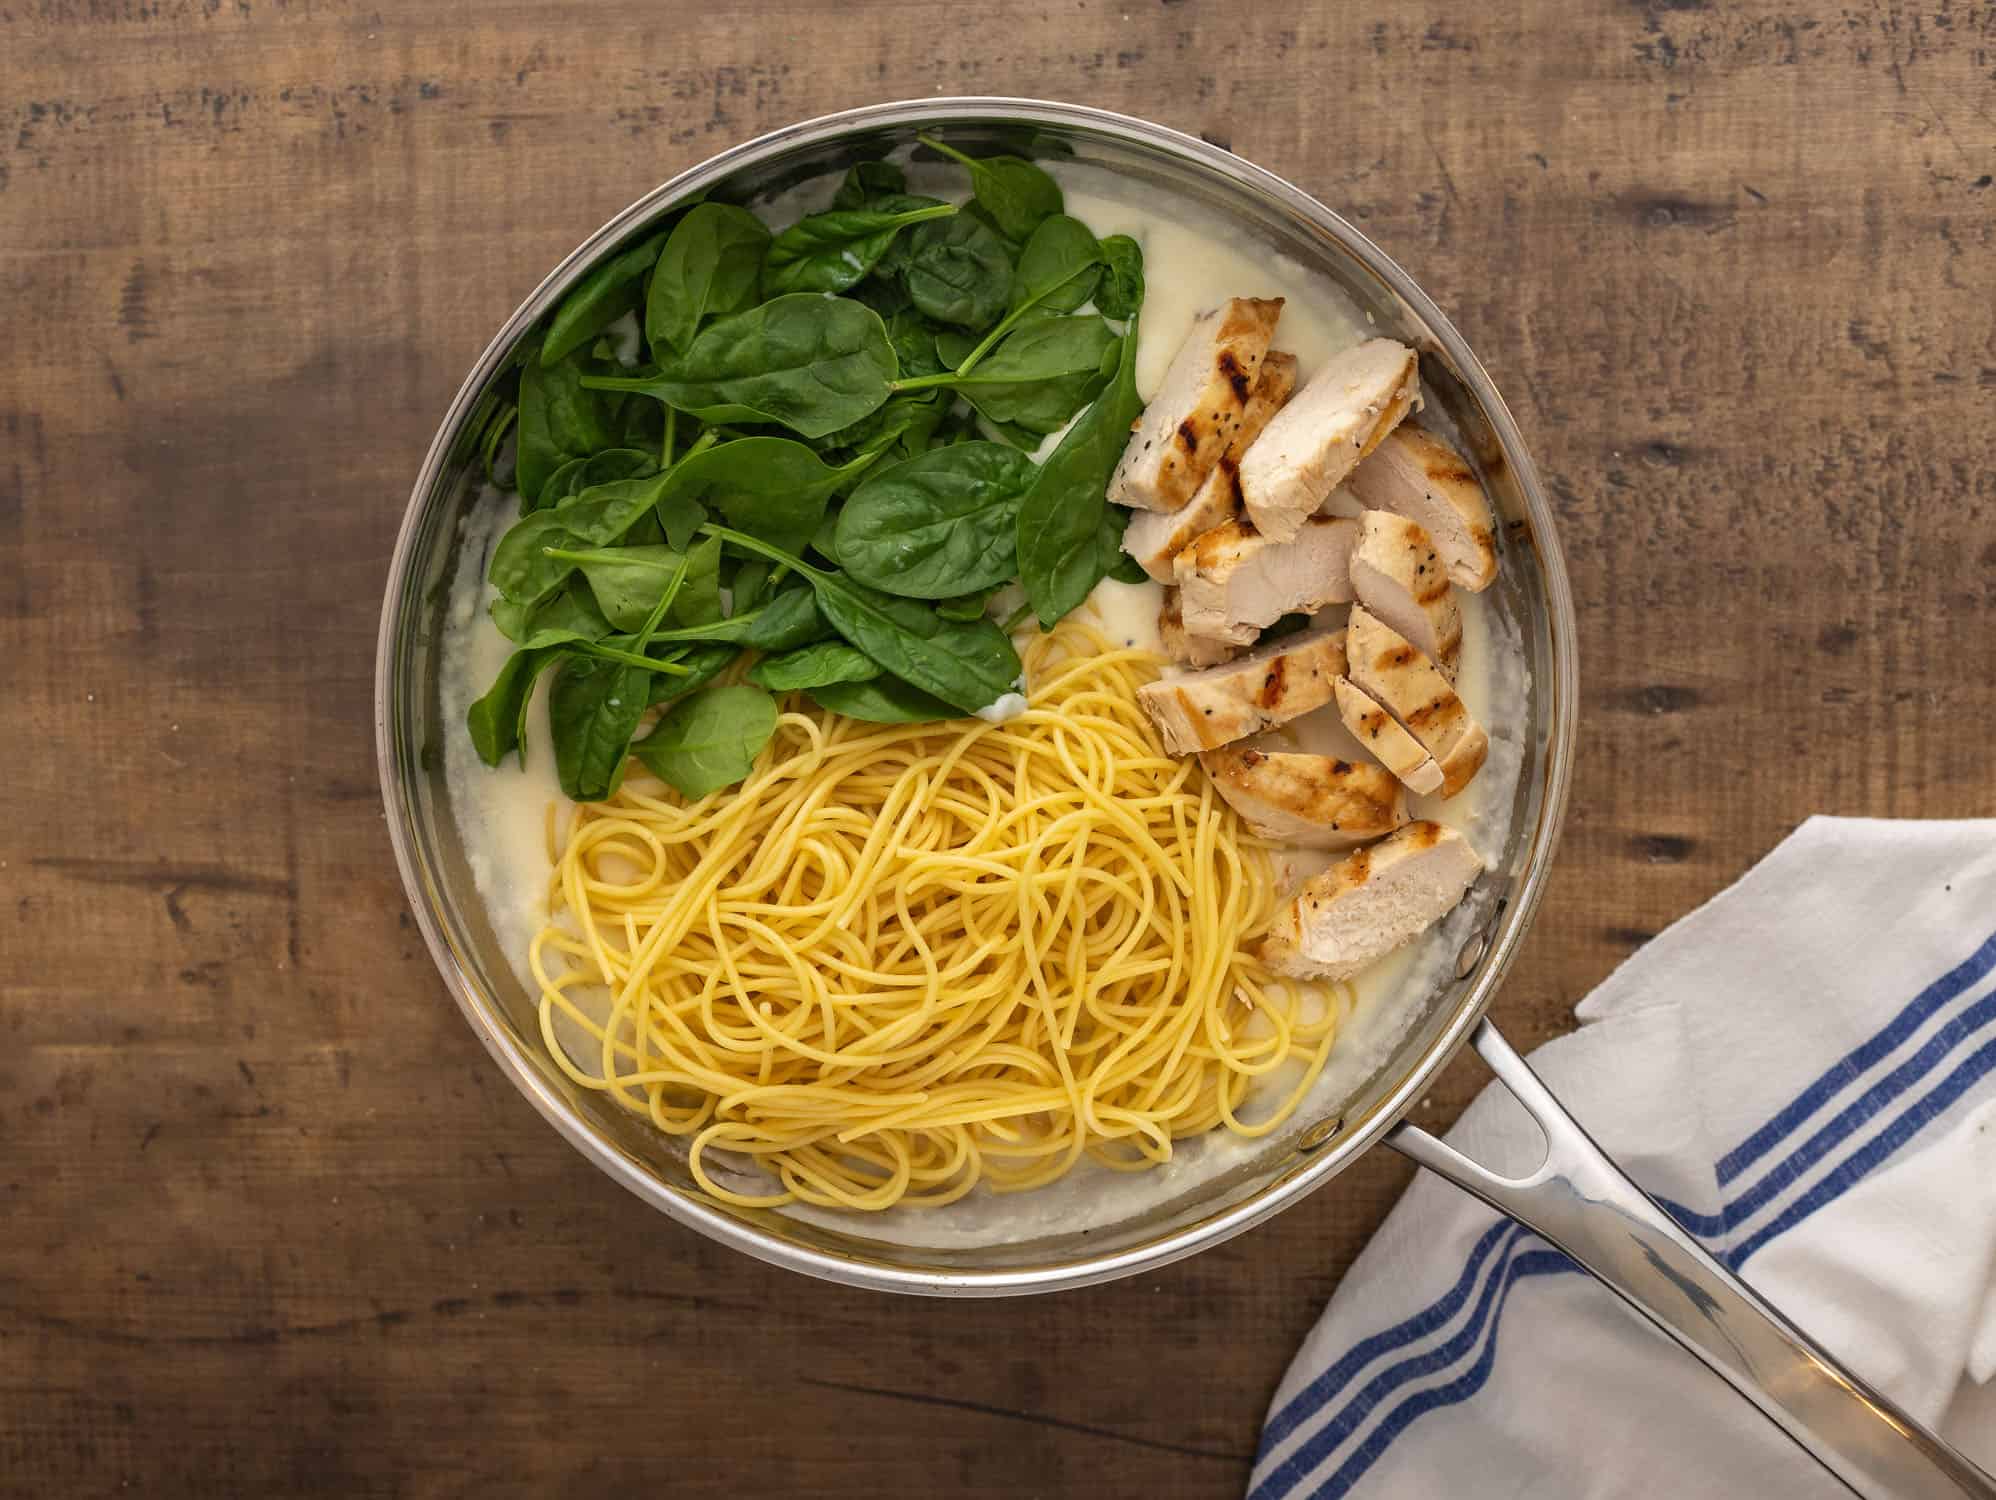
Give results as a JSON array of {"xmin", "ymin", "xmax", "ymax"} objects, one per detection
[
  {"xmin": 572, "ymin": 447, "xmax": 658, "ymax": 491},
  {"xmin": 979, "ymin": 414, "xmax": 1044, "ymax": 451},
  {"xmin": 700, "ymin": 525, "xmax": 1023, "ymax": 713},
  {"xmin": 830, "ymin": 159, "xmax": 907, "ymax": 210},
  {"xmin": 934, "ymin": 214, "xmax": 1105, "ymax": 379},
  {"xmin": 645, "ymin": 202, "xmax": 771, "ymax": 359},
  {"xmin": 646, "ymin": 642, "xmax": 737, "ymax": 706},
  {"xmin": 548, "ymin": 654, "xmax": 653, "ymax": 801},
  {"xmin": 868, "ymin": 193, "xmax": 953, "ymax": 277},
  {"xmin": 516, "ymin": 344, "xmax": 618, "ymax": 507},
  {"xmin": 727, "ymin": 585, "xmax": 829, "ymax": 651},
  {"xmin": 489, "ymin": 582, "xmax": 612, "ymax": 646},
  {"xmin": 903, "ymin": 212, "xmax": 1013, "ymax": 331},
  {"xmin": 490, "ymin": 510, "xmax": 585, "ymax": 606},
  {"xmin": 884, "ymin": 309, "xmax": 947, "ymax": 378},
  {"xmin": 816, "ymin": 391, "xmax": 944, "ymax": 463},
  {"xmin": 960, "ymin": 201, "xmax": 1023, "ymax": 262},
  {"xmin": 1012, "ymin": 214, "xmax": 1102, "ymax": 315},
  {"xmin": 729, "ymin": 557, "xmax": 774, "ymax": 611},
  {"xmin": 662, "ymin": 435, "xmax": 877, "ymax": 553},
  {"xmin": 1014, "ymin": 270, "xmax": 1145, "ymax": 627},
  {"xmin": 933, "ymin": 327, "xmax": 978, "ymax": 369},
  {"xmin": 808, "ymin": 675, "xmax": 960, "ymax": 724},
  {"xmin": 762, "ymin": 203, "xmax": 957, "ymax": 297},
  {"xmin": 544, "ymin": 230, "xmax": 667, "ymax": 365},
  {"xmin": 848, "ymin": 274, "xmax": 913, "ymax": 319},
  {"xmin": 834, "ymin": 442, "xmax": 1035, "ymax": 598},
  {"xmin": 589, "ymin": 294, "xmax": 897, "ymax": 439},
  {"xmin": 635, "ymin": 582, "xmax": 829, "ymax": 652},
  {"xmin": 1095, "ymin": 234, "xmax": 1144, "ymax": 321},
  {"xmin": 631, "ymin": 684, "xmax": 779, "ymax": 799},
  {"xmin": 540, "ymin": 434, "xmax": 863, "ymax": 558},
  {"xmin": 539, "ymin": 539, "xmax": 722, "ymax": 632},
  {"xmin": 544, "ymin": 543, "xmax": 705, "ymax": 797},
  {"xmin": 919, "ymin": 135, "xmax": 1063, "ymax": 242},
  {"xmin": 543, "ymin": 446, "xmax": 659, "ymax": 505},
  {"xmin": 747, "ymin": 640, "xmax": 881, "ymax": 693},
  {"xmin": 936, "ymin": 588, "xmax": 997, "ymax": 622},
  {"xmin": 948, "ymin": 317, "xmax": 1120, "ymax": 434},
  {"xmin": 467, "ymin": 645, "xmax": 564, "ymax": 767}
]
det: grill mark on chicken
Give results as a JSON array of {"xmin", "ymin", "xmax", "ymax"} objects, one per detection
[
  {"xmin": 1175, "ymin": 418, "xmax": 1199, "ymax": 453},
  {"xmin": 1259, "ymin": 656, "xmax": 1288, "ymax": 707},
  {"xmin": 1402, "ymin": 695, "xmax": 1450, "ymax": 731},
  {"xmin": 1218, "ymin": 349, "xmax": 1250, "ymax": 402}
]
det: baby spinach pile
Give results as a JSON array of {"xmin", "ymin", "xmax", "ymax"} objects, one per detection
[{"xmin": 467, "ymin": 137, "xmax": 1149, "ymax": 804}]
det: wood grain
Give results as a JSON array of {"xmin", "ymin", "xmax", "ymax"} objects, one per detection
[{"xmin": 4, "ymin": 1, "xmax": 1992, "ymax": 1494}]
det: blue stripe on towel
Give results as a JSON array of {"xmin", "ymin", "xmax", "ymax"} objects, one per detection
[
  {"xmin": 1315, "ymin": 1249, "xmax": 1573, "ymax": 1499},
  {"xmin": 1255, "ymin": 922, "xmax": 1996, "ymax": 1500},
  {"xmin": 1715, "ymin": 925, "xmax": 1996, "ymax": 1185},
  {"xmin": 1257, "ymin": 1219, "xmax": 1515, "ymax": 1454},
  {"xmin": 1728, "ymin": 1032, "xmax": 1996, "ymax": 1267},
  {"xmin": 1249, "ymin": 1226, "xmax": 1534, "ymax": 1500}
]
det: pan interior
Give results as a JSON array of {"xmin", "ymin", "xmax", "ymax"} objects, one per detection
[{"xmin": 379, "ymin": 101, "xmax": 1572, "ymax": 1289}]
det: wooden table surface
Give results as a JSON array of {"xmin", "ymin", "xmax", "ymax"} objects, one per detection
[{"xmin": 6, "ymin": 1, "xmax": 1992, "ymax": 1493}]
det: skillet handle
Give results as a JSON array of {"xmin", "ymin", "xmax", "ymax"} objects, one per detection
[{"xmin": 1386, "ymin": 1018, "xmax": 1996, "ymax": 1500}]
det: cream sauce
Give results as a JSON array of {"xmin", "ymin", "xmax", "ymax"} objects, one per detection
[{"xmin": 438, "ymin": 158, "xmax": 1533, "ymax": 1244}]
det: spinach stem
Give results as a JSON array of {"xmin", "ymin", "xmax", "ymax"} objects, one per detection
[
  {"xmin": 889, "ymin": 371, "xmax": 959, "ymax": 394},
  {"xmin": 1000, "ymin": 600, "xmax": 1037, "ymax": 634},
  {"xmin": 677, "ymin": 428, "xmax": 720, "ymax": 466},
  {"xmin": 661, "ymin": 407, "xmax": 677, "ymax": 468},
  {"xmin": 542, "ymin": 546, "xmax": 673, "ymax": 570},
  {"xmin": 916, "ymin": 133, "xmax": 975, "ymax": 170},
  {"xmin": 881, "ymin": 202, "xmax": 958, "ymax": 228},
  {"xmin": 698, "ymin": 523, "xmax": 824, "ymax": 580},
  {"xmin": 573, "ymin": 641, "xmax": 693, "ymax": 674},
  {"xmin": 634, "ymin": 551, "xmax": 693, "ymax": 643}
]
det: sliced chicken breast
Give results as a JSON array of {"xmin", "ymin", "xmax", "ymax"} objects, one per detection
[
  {"xmin": 1333, "ymin": 678, "xmax": 1442, "ymax": 795},
  {"xmin": 1344, "ymin": 606, "xmax": 1488, "ymax": 797},
  {"xmin": 1174, "ymin": 516, "xmax": 1359, "ymax": 643},
  {"xmin": 1239, "ymin": 338, "xmax": 1420, "ymax": 542},
  {"xmin": 1123, "ymin": 351, "xmax": 1298, "ymax": 581},
  {"xmin": 1346, "ymin": 422, "xmax": 1498, "ymax": 592},
  {"xmin": 1349, "ymin": 511, "xmax": 1463, "ymax": 680},
  {"xmin": 1259, "ymin": 821, "xmax": 1483, "ymax": 980},
  {"xmin": 1158, "ymin": 587, "xmax": 1242, "ymax": 669},
  {"xmin": 1137, "ymin": 622, "xmax": 1347, "ymax": 755},
  {"xmin": 1109, "ymin": 297, "xmax": 1284, "ymax": 514},
  {"xmin": 1200, "ymin": 745, "xmax": 1407, "ymax": 849}
]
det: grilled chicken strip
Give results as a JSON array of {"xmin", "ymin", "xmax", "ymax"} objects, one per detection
[
  {"xmin": 1345, "ymin": 422, "xmax": 1498, "ymax": 592},
  {"xmin": 1174, "ymin": 516, "xmax": 1359, "ymax": 644},
  {"xmin": 1333, "ymin": 678, "xmax": 1443, "ymax": 795},
  {"xmin": 1349, "ymin": 511, "xmax": 1463, "ymax": 680},
  {"xmin": 1199, "ymin": 746, "xmax": 1407, "ymax": 849},
  {"xmin": 1259, "ymin": 821, "xmax": 1483, "ymax": 980},
  {"xmin": 1136, "ymin": 622, "xmax": 1347, "ymax": 755},
  {"xmin": 1108, "ymin": 297, "xmax": 1284, "ymax": 513},
  {"xmin": 1123, "ymin": 352, "xmax": 1298, "ymax": 581},
  {"xmin": 1344, "ymin": 606, "xmax": 1488, "ymax": 797},
  {"xmin": 1239, "ymin": 338, "xmax": 1419, "ymax": 541},
  {"xmin": 1158, "ymin": 587, "xmax": 1242, "ymax": 669}
]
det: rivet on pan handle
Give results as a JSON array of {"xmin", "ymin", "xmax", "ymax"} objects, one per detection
[{"xmin": 1388, "ymin": 1019, "xmax": 1996, "ymax": 1500}]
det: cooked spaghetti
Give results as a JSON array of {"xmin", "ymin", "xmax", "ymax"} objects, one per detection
[{"xmin": 529, "ymin": 625, "xmax": 1346, "ymax": 1210}]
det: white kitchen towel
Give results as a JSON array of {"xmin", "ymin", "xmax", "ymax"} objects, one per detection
[{"xmin": 1251, "ymin": 817, "xmax": 1996, "ymax": 1500}]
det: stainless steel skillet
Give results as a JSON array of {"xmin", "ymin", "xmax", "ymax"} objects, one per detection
[{"xmin": 374, "ymin": 98, "xmax": 1995, "ymax": 1499}]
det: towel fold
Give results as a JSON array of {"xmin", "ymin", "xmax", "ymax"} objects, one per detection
[{"xmin": 1252, "ymin": 816, "xmax": 1996, "ymax": 1499}]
